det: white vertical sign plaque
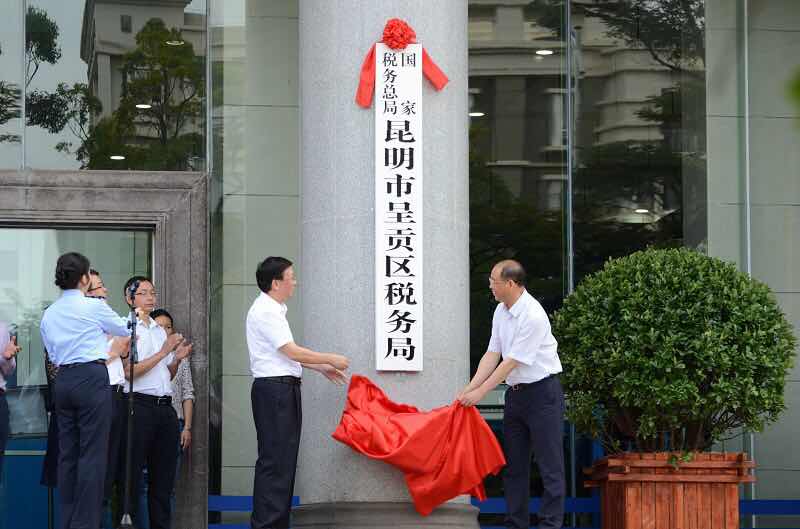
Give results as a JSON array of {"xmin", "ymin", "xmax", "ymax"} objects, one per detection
[{"xmin": 375, "ymin": 42, "xmax": 423, "ymax": 371}]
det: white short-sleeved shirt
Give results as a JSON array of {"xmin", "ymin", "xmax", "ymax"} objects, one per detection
[
  {"xmin": 246, "ymin": 292, "xmax": 301, "ymax": 378},
  {"xmin": 488, "ymin": 290, "xmax": 562, "ymax": 386},
  {"xmin": 107, "ymin": 338, "xmax": 126, "ymax": 386},
  {"xmin": 124, "ymin": 318, "xmax": 173, "ymax": 397}
]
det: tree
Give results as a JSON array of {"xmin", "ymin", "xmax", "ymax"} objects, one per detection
[
  {"xmin": 109, "ymin": 18, "xmax": 205, "ymax": 170},
  {"xmin": 26, "ymin": 6, "xmax": 62, "ymax": 87}
]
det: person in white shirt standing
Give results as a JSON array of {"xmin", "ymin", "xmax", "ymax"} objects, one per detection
[
  {"xmin": 458, "ymin": 259, "xmax": 565, "ymax": 529},
  {"xmin": 86, "ymin": 268, "xmax": 128, "ymax": 523},
  {"xmin": 246, "ymin": 256, "xmax": 349, "ymax": 529},
  {"xmin": 122, "ymin": 276, "xmax": 192, "ymax": 529}
]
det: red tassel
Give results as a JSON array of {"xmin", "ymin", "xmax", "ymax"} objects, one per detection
[
  {"xmin": 422, "ymin": 47, "xmax": 449, "ymax": 91},
  {"xmin": 356, "ymin": 44, "xmax": 448, "ymax": 108},
  {"xmin": 355, "ymin": 44, "xmax": 377, "ymax": 108}
]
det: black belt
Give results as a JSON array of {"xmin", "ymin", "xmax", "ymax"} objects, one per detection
[
  {"xmin": 509, "ymin": 373, "xmax": 558, "ymax": 391},
  {"xmin": 131, "ymin": 392, "xmax": 172, "ymax": 406},
  {"xmin": 110, "ymin": 384, "xmax": 125, "ymax": 393},
  {"xmin": 60, "ymin": 359, "xmax": 106, "ymax": 369},
  {"xmin": 257, "ymin": 375, "xmax": 301, "ymax": 386}
]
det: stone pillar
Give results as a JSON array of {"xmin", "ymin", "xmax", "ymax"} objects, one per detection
[{"xmin": 296, "ymin": 1, "xmax": 474, "ymax": 528}]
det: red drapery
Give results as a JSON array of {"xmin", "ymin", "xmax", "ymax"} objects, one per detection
[
  {"xmin": 332, "ymin": 375, "xmax": 506, "ymax": 515},
  {"xmin": 355, "ymin": 23, "xmax": 449, "ymax": 108}
]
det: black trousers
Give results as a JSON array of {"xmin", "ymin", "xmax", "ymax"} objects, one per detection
[
  {"xmin": 105, "ymin": 387, "xmax": 127, "ymax": 498},
  {"xmin": 54, "ymin": 361, "xmax": 111, "ymax": 529},
  {"xmin": 0, "ymin": 392, "xmax": 8, "ymax": 479},
  {"xmin": 503, "ymin": 375, "xmax": 566, "ymax": 529},
  {"xmin": 128, "ymin": 396, "xmax": 180, "ymax": 529},
  {"xmin": 251, "ymin": 378, "xmax": 302, "ymax": 529}
]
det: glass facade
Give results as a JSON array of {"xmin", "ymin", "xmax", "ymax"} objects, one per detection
[
  {"xmin": 0, "ymin": 227, "xmax": 151, "ymax": 527},
  {"xmin": 0, "ymin": 0, "xmax": 206, "ymax": 171},
  {"xmin": 0, "ymin": 0, "xmax": 799, "ymax": 527}
]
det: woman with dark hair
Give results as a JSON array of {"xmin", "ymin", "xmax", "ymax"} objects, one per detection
[{"xmin": 39, "ymin": 252, "xmax": 132, "ymax": 529}]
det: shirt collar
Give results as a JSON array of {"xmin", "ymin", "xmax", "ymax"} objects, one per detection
[
  {"xmin": 62, "ymin": 289, "xmax": 84, "ymax": 298},
  {"xmin": 137, "ymin": 316, "xmax": 158, "ymax": 329},
  {"xmin": 261, "ymin": 292, "xmax": 288, "ymax": 315},
  {"xmin": 507, "ymin": 290, "xmax": 530, "ymax": 318}
]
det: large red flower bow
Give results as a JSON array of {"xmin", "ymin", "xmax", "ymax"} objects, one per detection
[{"xmin": 356, "ymin": 18, "xmax": 449, "ymax": 108}]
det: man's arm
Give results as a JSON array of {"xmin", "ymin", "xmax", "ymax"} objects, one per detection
[
  {"xmin": 302, "ymin": 362, "xmax": 348, "ymax": 385},
  {"xmin": 458, "ymin": 351, "xmax": 502, "ymax": 397},
  {"xmin": 459, "ymin": 357, "xmax": 519, "ymax": 407},
  {"xmin": 124, "ymin": 333, "xmax": 182, "ymax": 380},
  {"xmin": 96, "ymin": 301, "xmax": 130, "ymax": 337},
  {"xmin": 280, "ymin": 342, "xmax": 348, "ymax": 370}
]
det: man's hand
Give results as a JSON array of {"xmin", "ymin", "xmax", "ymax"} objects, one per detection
[
  {"xmin": 174, "ymin": 341, "xmax": 193, "ymax": 362},
  {"xmin": 164, "ymin": 332, "xmax": 184, "ymax": 354},
  {"xmin": 317, "ymin": 364, "xmax": 348, "ymax": 386},
  {"xmin": 458, "ymin": 387, "xmax": 487, "ymax": 407},
  {"xmin": 456, "ymin": 384, "xmax": 472, "ymax": 402},
  {"xmin": 108, "ymin": 336, "xmax": 131, "ymax": 360},
  {"xmin": 2, "ymin": 336, "xmax": 19, "ymax": 360},
  {"xmin": 327, "ymin": 354, "xmax": 349, "ymax": 371},
  {"xmin": 180, "ymin": 428, "xmax": 192, "ymax": 450}
]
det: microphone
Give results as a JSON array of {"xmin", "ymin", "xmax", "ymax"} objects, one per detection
[{"xmin": 127, "ymin": 280, "xmax": 140, "ymax": 302}]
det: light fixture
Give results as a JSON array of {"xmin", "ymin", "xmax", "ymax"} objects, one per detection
[
  {"xmin": 635, "ymin": 208, "xmax": 649, "ymax": 214},
  {"xmin": 536, "ymin": 49, "xmax": 554, "ymax": 56},
  {"xmin": 469, "ymin": 112, "xmax": 485, "ymax": 117},
  {"xmin": 135, "ymin": 103, "xmax": 152, "ymax": 109},
  {"xmin": 110, "ymin": 155, "xmax": 125, "ymax": 161},
  {"xmin": 165, "ymin": 40, "xmax": 185, "ymax": 46}
]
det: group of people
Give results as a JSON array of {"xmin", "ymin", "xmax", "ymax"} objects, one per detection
[
  {"xmin": 246, "ymin": 256, "xmax": 566, "ymax": 529},
  {"xmin": 36, "ymin": 252, "xmax": 194, "ymax": 529},
  {"xmin": 3, "ymin": 251, "xmax": 566, "ymax": 529}
]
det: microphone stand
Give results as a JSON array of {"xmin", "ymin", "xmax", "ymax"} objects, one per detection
[{"xmin": 118, "ymin": 301, "xmax": 138, "ymax": 529}]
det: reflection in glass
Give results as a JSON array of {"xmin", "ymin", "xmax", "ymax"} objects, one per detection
[
  {"xmin": 565, "ymin": 0, "xmax": 708, "ymax": 281},
  {"xmin": 468, "ymin": 3, "xmax": 568, "ymax": 371},
  {"xmin": 0, "ymin": 0, "xmax": 23, "ymax": 168},
  {"xmin": 0, "ymin": 227, "xmax": 150, "ymax": 442},
  {"xmin": 18, "ymin": 0, "xmax": 206, "ymax": 170}
]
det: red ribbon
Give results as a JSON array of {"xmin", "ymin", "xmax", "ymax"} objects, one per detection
[{"xmin": 355, "ymin": 28, "xmax": 449, "ymax": 108}]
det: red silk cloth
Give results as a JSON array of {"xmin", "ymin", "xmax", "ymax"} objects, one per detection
[
  {"xmin": 332, "ymin": 375, "xmax": 506, "ymax": 515},
  {"xmin": 355, "ymin": 22, "xmax": 449, "ymax": 108}
]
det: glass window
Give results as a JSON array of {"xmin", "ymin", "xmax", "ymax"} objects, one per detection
[
  {"xmin": 0, "ymin": 0, "xmax": 23, "ymax": 169},
  {"xmin": 0, "ymin": 226, "xmax": 151, "ymax": 528},
  {"xmin": 570, "ymin": 1, "xmax": 708, "ymax": 282},
  {"xmin": 22, "ymin": 0, "xmax": 206, "ymax": 170}
]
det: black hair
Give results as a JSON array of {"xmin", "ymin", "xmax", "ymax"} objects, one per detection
[
  {"xmin": 150, "ymin": 308, "xmax": 174, "ymax": 326},
  {"xmin": 123, "ymin": 275, "xmax": 152, "ymax": 305},
  {"xmin": 54, "ymin": 252, "xmax": 91, "ymax": 290},
  {"xmin": 498, "ymin": 260, "xmax": 527, "ymax": 287},
  {"xmin": 256, "ymin": 257, "xmax": 293, "ymax": 293}
]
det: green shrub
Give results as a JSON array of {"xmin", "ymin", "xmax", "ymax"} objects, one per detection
[{"xmin": 553, "ymin": 248, "xmax": 796, "ymax": 452}]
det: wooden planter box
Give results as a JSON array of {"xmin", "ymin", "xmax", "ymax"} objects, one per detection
[{"xmin": 584, "ymin": 452, "xmax": 755, "ymax": 529}]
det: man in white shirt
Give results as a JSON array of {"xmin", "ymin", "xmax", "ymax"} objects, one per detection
[
  {"xmin": 122, "ymin": 276, "xmax": 191, "ymax": 529},
  {"xmin": 247, "ymin": 256, "xmax": 349, "ymax": 529},
  {"xmin": 458, "ymin": 259, "xmax": 565, "ymax": 529},
  {"xmin": 86, "ymin": 269, "xmax": 130, "ymax": 519}
]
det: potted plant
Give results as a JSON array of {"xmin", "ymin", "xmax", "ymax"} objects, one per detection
[{"xmin": 553, "ymin": 248, "xmax": 796, "ymax": 529}]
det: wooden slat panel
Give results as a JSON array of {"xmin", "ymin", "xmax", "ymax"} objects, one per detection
[
  {"xmin": 626, "ymin": 482, "xmax": 642, "ymax": 529},
  {"xmin": 642, "ymin": 453, "xmax": 656, "ymax": 529},
  {"xmin": 724, "ymin": 484, "xmax": 738, "ymax": 529},
  {"xmin": 673, "ymin": 483, "xmax": 686, "ymax": 529},
  {"xmin": 711, "ymin": 454, "xmax": 726, "ymax": 529}
]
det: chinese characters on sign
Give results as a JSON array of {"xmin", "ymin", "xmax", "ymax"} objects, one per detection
[{"xmin": 375, "ymin": 43, "xmax": 423, "ymax": 371}]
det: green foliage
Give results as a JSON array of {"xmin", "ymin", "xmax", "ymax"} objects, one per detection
[
  {"xmin": 553, "ymin": 248, "xmax": 796, "ymax": 452},
  {"xmin": 790, "ymin": 70, "xmax": 800, "ymax": 113},
  {"xmin": 26, "ymin": 6, "xmax": 62, "ymax": 86}
]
